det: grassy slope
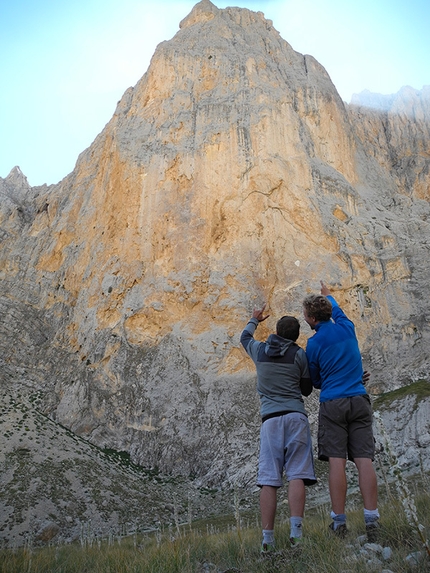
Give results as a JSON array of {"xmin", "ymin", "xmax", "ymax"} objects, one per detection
[
  {"xmin": 1, "ymin": 379, "xmax": 429, "ymax": 560},
  {"xmin": 0, "ymin": 486, "xmax": 429, "ymax": 573},
  {"xmin": 372, "ymin": 379, "xmax": 430, "ymax": 410},
  {"xmin": 0, "ymin": 392, "xmax": 237, "ymax": 547}
]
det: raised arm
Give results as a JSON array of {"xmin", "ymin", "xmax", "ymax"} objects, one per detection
[{"xmin": 240, "ymin": 304, "xmax": 270, "ymax": 353}]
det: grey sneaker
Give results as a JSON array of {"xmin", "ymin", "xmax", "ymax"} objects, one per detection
[
  {"xmin": 329, "ymin": 522, "xmax": 347, "ymax": 538},
  {"xmin": 366, "ymin": 521, "xmax": 380, "ymax": 543},
  {"xmin": 260, "ymin": 542, "xmax": 275, "ymax": 554}
]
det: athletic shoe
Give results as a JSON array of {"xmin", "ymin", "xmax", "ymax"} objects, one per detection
[
  {"xmin": 366, "ymin": 521, "xmax": 380, "ymax": 543},
  {"xmin": 260, "ymin": 542, "xmax": 275, "ymax": 554},
  {"xmin": 290, "ymin": 536, "xmax": 301, "ymax": 548},
  {"xmin": 329, "ymin": 522, "xmax": 347, "ymax": 538}
]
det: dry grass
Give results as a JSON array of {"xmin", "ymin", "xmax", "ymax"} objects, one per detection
[{"xmin": 1, "ymin": 487, "xmax": 428, "ymax": 573}]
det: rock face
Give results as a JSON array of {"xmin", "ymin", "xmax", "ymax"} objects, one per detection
[
  {"xmin": 0, "ymin": 392, "xmax": 235, "ymax": 547},
  {"xmin": 1, "ymin": 0, "xmax": 430, "ymax": 487},
  {"xmin": 377, "ymin": 394, "xmax": 430, "ymax": 474}
]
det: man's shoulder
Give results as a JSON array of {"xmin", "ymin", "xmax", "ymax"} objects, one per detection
[{"xmin": 305, "ymin": 333, "xmax": 318, "ymax": 347}]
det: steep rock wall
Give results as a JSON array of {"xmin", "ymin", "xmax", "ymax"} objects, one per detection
[{"xmin": 1, "ymin": 0, "xmax": 429, "ymax": 484}]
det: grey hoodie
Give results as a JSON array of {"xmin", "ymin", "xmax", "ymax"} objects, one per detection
[{"xmin": 240, "ymin": 318, "xmax": 312, "ymax": 421}]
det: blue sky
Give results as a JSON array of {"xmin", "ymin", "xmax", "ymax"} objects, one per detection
[{"xmin": 1, "ymin": 0, "xmax": 429, "ymax": 186}]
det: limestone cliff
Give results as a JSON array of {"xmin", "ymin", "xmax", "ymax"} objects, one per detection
[{"xmin": 1, "ymin": 0, "xmax": 429, "ymax": 487}]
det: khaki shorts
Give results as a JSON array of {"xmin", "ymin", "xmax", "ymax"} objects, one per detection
[{"xmin": 318, "ymin": 395, "xmax": 375, "ymax": 462}]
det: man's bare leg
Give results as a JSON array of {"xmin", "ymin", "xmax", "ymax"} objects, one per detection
[
  {"xmin": 329, "ymin": 457, "xmax": 347, "ymax": 514},
  {"xmin": 260, "ymin": 485, "xmax": 277, "ymax": 530},
  {"xmin": 288, "ymin": 479, "xmax": 305, "ymax": 517},
  {"xmin": 355, "ymin": 457, "xmax": 378, "ymax": 510}
]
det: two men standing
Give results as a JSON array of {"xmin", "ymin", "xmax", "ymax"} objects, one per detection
[{"xmin": 241, "ymin": 281, "xmax": 379, "ymax": 552}]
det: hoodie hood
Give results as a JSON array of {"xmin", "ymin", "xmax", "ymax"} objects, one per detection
[{"xmin": 264, "ymin": 334, "xmax": 294, "ymax": 357}]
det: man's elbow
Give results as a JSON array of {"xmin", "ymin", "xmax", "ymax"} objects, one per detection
[
  {"xmin": 300, "ymin": 378, "xmax": 312, "ymax": 396},
  {"xmin": 240, "ymin": 332, "xmax": 250, "ymax": 350}
]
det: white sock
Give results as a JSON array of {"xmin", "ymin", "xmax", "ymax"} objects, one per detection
[
  {"xmin": 364, "ymin": 508, "xmax": 380, "ymax": 523},
  {"xmin": 290, "ymin": 516, "xmax": 303, "ymax": 539},
  {"xmin": 262, "ymin": 529, "xmax": 274, "ymax": 544},
  {"xmin": 330, "ymin": 510, "xmax": 346, "ymax": 528}
]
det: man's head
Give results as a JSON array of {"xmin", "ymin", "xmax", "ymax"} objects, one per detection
[
  {"xmin": 276, "ymin": 315, "xmax": 300, "ymax": 341},
  {"xmin": 302, "ymin": 294, "xmax": 332, "ymax": 329}
]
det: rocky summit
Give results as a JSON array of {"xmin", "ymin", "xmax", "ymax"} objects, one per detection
[{"xmin": 1, "ymin": 0, "xmax": 430, "ymax": 545}]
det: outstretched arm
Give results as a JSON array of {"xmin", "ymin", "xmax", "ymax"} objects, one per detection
[
  {"xmin": 240, "ymin": 303, "xmax": 270, "ymax": 353},
  {"xmin": 320, "ymin": 280, "xmax": 355, "ymax": 327}
]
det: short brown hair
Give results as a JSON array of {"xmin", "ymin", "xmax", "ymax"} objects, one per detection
[
  {"xmin": 303, "ymin": 294, "xmax": 332, "ymax": 322},
  {"xmin": 276, "ymin": 316, "xmax": 300, "ymax": 341}
]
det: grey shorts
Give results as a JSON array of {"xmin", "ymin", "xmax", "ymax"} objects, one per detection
[
  {"xmin": 318, "ymin": 395, "xmax": 375, "ymax": 462},
  {"xmin": 257, "ymin": 412, "xmax": 317, "ymax": 488}
]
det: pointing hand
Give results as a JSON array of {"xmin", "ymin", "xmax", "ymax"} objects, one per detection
[
  {"xmin": 252, "ymin": 303, "xmax": 270, "ymax": 323},
  {"xmin": 320, "ymin": 281, "xmax": 331, "ymax": 296}
]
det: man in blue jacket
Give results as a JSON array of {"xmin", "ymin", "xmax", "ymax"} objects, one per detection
[
  {"xmin": 303, "ymin": 281, "xmax": 379, "ymax": 541},
  {"xmin": 241, "ymin": 305, "xmax": 317, "ymax": 552}
]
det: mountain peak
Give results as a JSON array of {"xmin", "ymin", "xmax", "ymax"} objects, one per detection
[
  {"xmin": 5, "ymin": 165, "xmax": 30, "ymax": 189},
  {"xmin": 179, "ymin": 0, "xmax": 219, "ymax": 29}
]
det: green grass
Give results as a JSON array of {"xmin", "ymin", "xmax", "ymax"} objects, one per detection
[
  {"xmin": 1, "ymin": 491, "xmax": 428, "ymax": 573},
  {"xmin": 372, "ymin": 379, "xmax": 430, "ymax": 410}
]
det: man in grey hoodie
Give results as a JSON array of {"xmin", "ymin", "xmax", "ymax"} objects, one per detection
[{"xmin": 240, "ymin": 304, "xmax": 317, "ymax": 552}]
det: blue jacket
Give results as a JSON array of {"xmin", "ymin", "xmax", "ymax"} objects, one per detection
[
  {"xmin": 241, "ymin": 318, "xmax": 312, "ymax": 420},
  {"xmin": 305, "ymin": 296, "xmax": 366, "ymax": 403}
]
